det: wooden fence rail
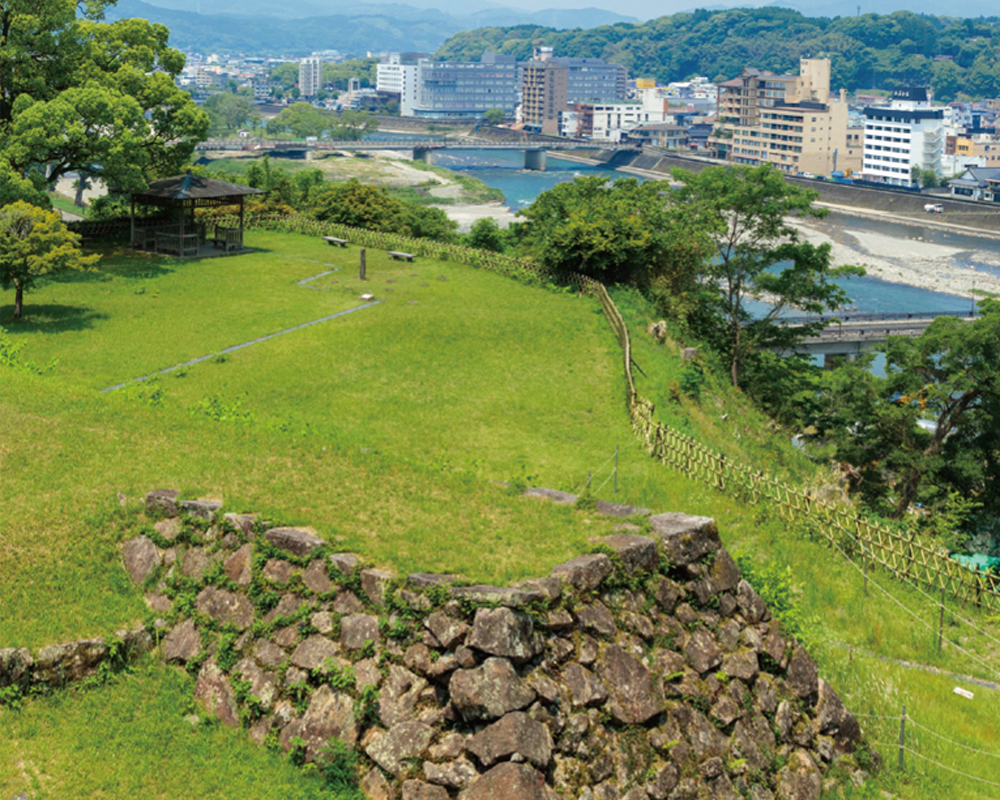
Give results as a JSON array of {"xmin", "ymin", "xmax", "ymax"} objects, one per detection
[{"xmin": 586, "ymin": 282, "xmax": 1000, "ymax": 612}]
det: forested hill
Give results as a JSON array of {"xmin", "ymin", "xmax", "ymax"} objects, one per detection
[{"xmin": 434, "ymin": 8, "xmax": 1000, "ymax": 102}]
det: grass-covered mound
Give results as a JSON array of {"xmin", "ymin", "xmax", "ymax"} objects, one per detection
[{"xmin": 3, "ymin": 230, "xmax": 1000, "ymax": 799}]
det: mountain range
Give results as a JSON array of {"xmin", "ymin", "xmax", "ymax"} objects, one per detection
[{"xmin": 111, "ymin": 0, "xmax": 639, "ymax": 54}]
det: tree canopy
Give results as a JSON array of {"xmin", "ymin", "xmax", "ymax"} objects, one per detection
[
  {"xmin": 0, "ymin": 201, "xmax": 98, "ymax": 319},
  {"xmin": 0, "ymin": 0, "xmax": 208, "ymax": 202},
  {"xmin": 515, "ymin": 176, "xmax": 710, "ymax": 316},
  {"xmin": 672, "ymin": 164, "xmax": 862, "ymax": 390},
  {"xmin": 810, "ymin": 302, "xmax": 1000, "ymax": 521},
  {"xmin": 264, "ymin": 104, "xmax": 378, "ymax": 140}
]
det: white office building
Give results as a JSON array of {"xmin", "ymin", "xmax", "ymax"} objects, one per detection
[
  {"xmin": 861, "ymin": 87, "xmax": 955, "ymax": 187},
  {"xmin": 299, "ymin": 57, "xmax": 322, "ymax": 99},
  {"xmin": 376, "ymin": 54, "xmax": 421, "ymax": 116}
]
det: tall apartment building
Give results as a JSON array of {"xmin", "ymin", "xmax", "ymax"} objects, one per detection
[
  {"xmin": 520, "ymin": 49, "xmax": 626, "ymax": 135},
  {"xmin": 376, "ymin": 53, "xmax": 423, "ymax": 116},
  {"xmin": 299, "ymin": 57, "xmax": 322, "ymax": 99},
  {"xmin": 522, "ymin": 60, "xmax": 568, "ymax": 135},
  {"xmin": 409, "ymin": 53, "xmax": 518, "ymax": 119},
  {"xmin": 710, "ymin": 58, "xmax": 858, "ymax": 176},
  {"xmin": 860, "ymin": 88, "xmax": 951, "ymax": 186}
]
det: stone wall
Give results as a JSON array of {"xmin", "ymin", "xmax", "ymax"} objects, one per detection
[
  {"xmin": 107, "ymin": 487, "xmax": 870, "ymax": 800},
  {"xmin": 0, "ymin": 627, "xmax": 154, "ymax": 696}
]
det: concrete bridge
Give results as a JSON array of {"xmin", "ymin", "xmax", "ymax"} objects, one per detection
[
  {"xmin": 773, "ymin": 310, "xmax": 979, "ymax": 367},
  {"xmin": 195, "ymin": 137, "xmax": 638, "ymax": 170}
]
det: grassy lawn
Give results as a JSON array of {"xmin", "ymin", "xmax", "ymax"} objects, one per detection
[
  {"xmin": 3, "ymin": 229, "xmax": 999, "ymax": 799},
  {"xmin": 0, "ymin": 660, "xmax": 337, "ymax": 800}
]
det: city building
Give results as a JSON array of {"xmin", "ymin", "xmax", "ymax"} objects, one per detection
[
  {"xmin": 376, "ymin": 53, "xmax": 424, "ymax": 116},
  {"xmin": 521, "ymin": 59, "xmax": 568, "ymax": 135},
  {"xmin": 710, "ymin": 58, "xmax": 858, "ymax": 176},
  {"xmin": 409, "ymin": 53, "xmax": 518, "ymax": 119},
  {"xmin": 948, "ymin": 166, "xmax": 1000, "ymax": 200},
  {"xmin": 299, "ymin": 57, "xmax": 322, "ymax": 99},
  {"xmin": 860, "ymin": 87, "xmax": 954, "ymax": 187}
]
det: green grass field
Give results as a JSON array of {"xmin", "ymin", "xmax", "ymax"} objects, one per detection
[{"xmin": 3, "ymin": 230, "xmax": 1000, "ymax": 799}]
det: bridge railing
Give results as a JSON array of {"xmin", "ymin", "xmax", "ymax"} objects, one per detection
[{"xmin": 779, "ymin": 309, "xmax": 980, "ymax": 326}]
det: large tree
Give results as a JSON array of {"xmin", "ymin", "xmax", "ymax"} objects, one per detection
[
  {"xmin": 0, "ymin": 201, "xmax": 98, "ymax": 319},
  {"xmin": 672, "ymin": 164, "xmax": 863, "ymax": 389},
  {"xmin": 0, "ymin": 0, "xmax": 208, "ymax": 201},
  {"xmin": 812, "ymin": 303, "xmax": 1000, "ymax": 520},
  {"xmin": 516, "ymin": 176, "xmax": 711, "ymax": 316}
]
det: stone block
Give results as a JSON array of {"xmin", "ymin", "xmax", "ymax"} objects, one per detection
[
  {"xmin": 593, "ymin": 534, "xmax": 658, "ymax": 574},
  {"xmin": 449, "ymin": 585, "xmax": 542, "ymax": 608},
  {"xmin": 264, "ymin": 527, "xmax": 325, "ymax": 558},
  {"xmin": 341, "ymin": 614, "xmax": 380, "ymax": 650},
  {"xmin": 550, "ymin": 554, "xmax": 612, "ymax": 591},
  {"xmin": 466, "ymin": 711, "xmax": 553, "ymax": 768},
  {"xmin": 408, "ymin": 572, "xmax": 458, "ymax": 588},
  {"xmin": 523, "ymin": 487, "xmax": 577, "ymax": 505},
  {"xmin": 366, "ymin": 721, "xmax": 436, "ymax": 776},
  {"xmin": 467, "ymin": 607, "xmax": 540, "ymax": 664},
  {"xmin": 329, "ymin": 552, "xmax": 359, "ymax": 576},
  {"xmin": 648, "ymin": 513, "xmax": 720, "ymax": 566},
  {"xmin": 457, "ymin": 762, "xmax": 550, "ymax": 800},
  {"xmin": 594, "ymin": 500, "xmax": 651, "ymax": 518},
  {"xmin": 303, "ymin": 559, "xmax": 333, "ymax": 594},
  {"xmin": 122, "ymin": 536, "xmax": 160, "ymax": 585},
  {"xmin": 195, "ymin": 586, "xmax": 254, "ymax": 630},
  {"xmin": 180, "ymin": 499, "xmax": 222, "ymax": 521},
  {"xmin": 361, "ymin": 569, "xmax": 395, "ymax": 606},
  {"xmin": 145, "ymin": 488, "xmax": 180, "ymax": 515},
  {"xmin": 449, "ymin": 657, "xmax": 536, "ymax": 721},
  {"xmin": 162, "ymin": 618, "xmax": 202, "ymax": 663}
]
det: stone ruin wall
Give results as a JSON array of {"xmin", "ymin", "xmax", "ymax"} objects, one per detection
[{"xmin": 0, "ymin": 488, "xmax": 870, "ymax": 800}]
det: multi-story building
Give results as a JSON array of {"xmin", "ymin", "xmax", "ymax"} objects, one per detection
[
  {"xmin": 860, "ymin": 87, "xmax": 952, "ymax": 186},
  {"xmin": 299, "ymin": 57, "xmax": 322, "ymax": 99},
  {"xmin": 521, "ymin": 59, "xmax": 568, "ymax": 135},
  {"xmin": 376, "ymin": 53, "xmax": 424, "ymax": 116},
  {"xmin": 710, "ymin": 58, "xmax": 858, "ymax": 176},
  {"xmin": 409, "ymin": 53, "xmax": 518, "ymax": 119},
  {"xmin": 554, "ymin": 57, "xmax": 626, "ymax": 104},
  {"xmin": 577, "ymin": 88, "xmax": 671, "ymax": 140}
]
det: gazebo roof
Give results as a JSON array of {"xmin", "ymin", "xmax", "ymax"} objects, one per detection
[{"xmin": 133, "ymin": 172, "xmax": 265, "ymax": 205}]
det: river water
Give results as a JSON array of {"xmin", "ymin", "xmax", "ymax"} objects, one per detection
[{"xmin": 431, "ymin": 147, "xmax": 994, "ymax": 316}]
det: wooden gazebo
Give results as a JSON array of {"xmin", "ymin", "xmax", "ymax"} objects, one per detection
[{"xmin": 130, "ymin": 172, "xmax": 265, "ymax": 257}]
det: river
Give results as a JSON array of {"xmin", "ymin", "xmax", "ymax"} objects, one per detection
[{"xmin": 430, "ymin": 147, "xmax": 993, "ymax": 316}]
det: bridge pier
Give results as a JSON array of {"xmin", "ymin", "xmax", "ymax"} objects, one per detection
[
  {"xmin": 524, "ymin": 150, "xmax": 547, "ymax": 171},
  {"xmin": 823, "ymin": 352, "xmax": 860, "ymax": 369},
  {"xmin": 413, "ymin": 148, "xmax": 433, "ymax": 166}
]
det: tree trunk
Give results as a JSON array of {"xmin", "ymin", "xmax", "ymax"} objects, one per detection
[{"xmin": 13, "ymin": 282, "xmax": 23, "ymax": 319}]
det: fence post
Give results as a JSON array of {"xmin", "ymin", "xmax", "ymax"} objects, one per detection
[
  {"xmin": 898, "ymin": 704, "xmax": 906, "ymax": 771},
  {"xmin": 937, "ymin": 584, "xmax": 946, "ymax": 654},
  {"xmin": 718, "ymin": 453, "xmax": 725, "ymax": 491},
  {"xmin": 587, "ymin": 471, "xmax": 591, "ymax": 491}
]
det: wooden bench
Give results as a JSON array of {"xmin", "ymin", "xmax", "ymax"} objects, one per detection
[
  {"xmin": 323, "ymin": 236, "xmax": 349, "ymax": 247},
  {"xmin": 209, "ymin": 225, "xmax": 242, "ymax": 253},
  {"xmin": 388, "ymin": 250, "xmax": 417, "ymax": 262}
]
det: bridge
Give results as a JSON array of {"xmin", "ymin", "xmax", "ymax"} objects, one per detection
[
  {"xmin": 773, "ymin": 310, "xmax": 979, "ymax": 367},
  {"xmin": 195, "ymin": 137, "xmax": 638, "ymax": 170}
]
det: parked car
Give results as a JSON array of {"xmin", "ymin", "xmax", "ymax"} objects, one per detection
[{"xmin": 924, "ymin": 203, "xmax": 944, "ymax": 213}]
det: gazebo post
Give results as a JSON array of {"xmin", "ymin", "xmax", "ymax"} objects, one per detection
[
  {"xmin": 239, "ymin": 195, "xmax": 245, "ymax": 248},
  {"xmin": 130, "ymin": 194, "xmax": 135, "ymax": 248}
]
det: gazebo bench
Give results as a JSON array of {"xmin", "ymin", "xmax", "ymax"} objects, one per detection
[
  {"xmin": 323, "ymin": 236, "xmax": 349, "ymax": 247},
  {"xmin": 209, "ymin": 225, "xmax": 243, "ymax": 252},
  {"xmin": 388, "ymin": 250, "xmax": 417, "ymax": 262}
]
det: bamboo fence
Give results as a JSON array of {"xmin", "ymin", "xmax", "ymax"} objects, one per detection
[{"xmin": 586, "ymin": 282, "xmax": 1000, "ymax": 612}]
